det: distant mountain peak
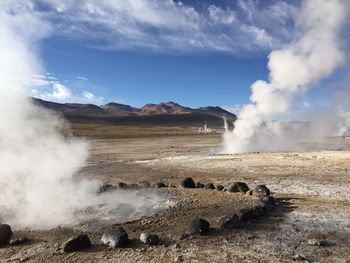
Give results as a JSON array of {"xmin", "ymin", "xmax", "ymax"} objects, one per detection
[
  {"xmin": 32, "ymin": 97, "xmax": 236, "ymax": 120},
  {"xmin": 140, "ymin": 101, "xmax": 194, "ymax": 115}
]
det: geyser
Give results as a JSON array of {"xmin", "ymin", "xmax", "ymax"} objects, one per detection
[
  {"xmin": 0, "ymin": 2, "xmax": 170, "ymax": 229},
  {"xmin": 223, "ymin": 0, "xmax": 349, "ymax": 153}
]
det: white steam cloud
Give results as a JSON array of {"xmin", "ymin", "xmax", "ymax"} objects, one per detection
[
  {"xmin": 223, "ymin": 0, "xmax": 349, "ymax": 153},
  {"xmin": 0, "ymin": 3, "xmax": 168, "ymax": 229}
]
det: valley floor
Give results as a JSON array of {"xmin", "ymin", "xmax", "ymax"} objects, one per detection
[{"xmin": 1, "ymin": 128, "xmax": 350, "ymax": 262}]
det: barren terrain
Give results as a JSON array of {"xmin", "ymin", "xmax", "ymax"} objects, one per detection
[{"xmin": 1, "ymin": 126, "xmax": 350, "ymax": 262}]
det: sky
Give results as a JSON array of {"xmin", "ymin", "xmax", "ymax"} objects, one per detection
[{"xmin": 6, "ymin": 0, "xmax": 348, "ymax": 115}]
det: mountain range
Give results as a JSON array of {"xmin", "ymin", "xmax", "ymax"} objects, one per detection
[{"xmin": 33, "ymin": 98, "xmax": 236, "ymax": 127}]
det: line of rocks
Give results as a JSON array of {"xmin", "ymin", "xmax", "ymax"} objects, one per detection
[
  {"xmin": 97, "ymin": 180, "xmax": 175, "ymax": 193},
  {"xmin": 0, "ymin": 178, "xmax": 276, "ymax": 254},
  {"xmin": 61, "ymin": 178, "xmax": 276, "ymax": 252},
  {"xmin": 61, "ymin": 227, "xmax": 160, "ymax": 253},
  {"xmin": 181, "ymin": 178, "xmax": 277, "ymax": 236}
]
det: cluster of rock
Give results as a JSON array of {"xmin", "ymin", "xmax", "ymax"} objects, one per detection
[
  {"xmin": 180, "ymin": 177, "xmax": 276, "ymax": 235},
  {"xmin": 97, "ymin": 180, "xmax": 172, "ymax": 193},
  {"xmin": 66, "ymin": 177, "xmax": 276, "ymax": 252},
  {"xmin": 61, "ymin": 226, "xmax": 160, "ymax": 253}
]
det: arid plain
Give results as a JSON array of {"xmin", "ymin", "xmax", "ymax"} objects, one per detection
[{"xmin": 1, "ymin": 124, "xmax": 350, "ymax": 263}]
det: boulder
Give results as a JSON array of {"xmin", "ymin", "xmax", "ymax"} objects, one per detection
[
  {"xmin": 253, "ymin": 185, "xmax": 271, "ymax": 196},
  {"xmin": 186, "ymin": 218, "xmax": 210, "ymax": 235},
  {"xmin": 216, "ymin": 185, "xmax": 224, "ymax": 191},
  {"xmin": 218, "ymin": 214, "xmax": 241, "ymax": 229},
  {"xmin": 196, "ymin": 182, "xmax": 204, "ymax": 188},
  {"xmin": 0, "ymin": 224, "xmax": 12, "ymax": 245},
  {"xmin": 153, "ymin": 182, "xmax": 166, "ymax": 188},
  {"xmin": 140, "ymin": 233, "xmax": 160, "ymax": 245},
  {"xmin": 228, "ymin": 182, "xmax": 249, "ymax": 193},
  {"xmin": 117, "ymin": 182, "xmax": 128, "ymax": 189},
  {"xmin": 63, "ymin": 234, "xmax": 91, "ymax": 252},
  {"xmin": 181, "ymin": 177, "xmax": 196, "ymax": 188},
  {"xmin": 101, "ymin": 226, "xmax": 129, "ymax": 248},
  {"xmin": 204, "ymin": 183, "xmax": 215, "ymax": 189}
]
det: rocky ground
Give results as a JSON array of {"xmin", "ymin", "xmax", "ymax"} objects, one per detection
[{"xmin": 1, "ymin": 131, "xmax": 350, "ymax": 262}]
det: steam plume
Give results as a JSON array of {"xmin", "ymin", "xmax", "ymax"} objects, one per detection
[
  {"xmin": 223, "ymin": 0, "xmax": 348, "ymax": 153},
  {"xmin": 0, "ymin": 3, "xmax": 168, "ymax": 229}
]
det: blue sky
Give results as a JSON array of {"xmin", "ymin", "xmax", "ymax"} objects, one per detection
[
  {"xmin": 22, "ymin": 0, "xmax": 347, "ymax": 115},
  {"xmin": 40, "ymin": 37, "xmax": 269, "ymax": 108}
]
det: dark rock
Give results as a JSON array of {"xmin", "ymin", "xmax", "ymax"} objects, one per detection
[
  {"xmin": 250, "ymin": 205, "xmax": 265, "ymax": 218},
  {"xmin": 261, "ymin": 196, "xmax": 275, "ymax": 204},
  {"xmin": 216, "ymin": 185, "xmax": 224, "ymax": 191},
  {"xmin": 228, "ymin": 182, "xmax": 249, "ymax": 193},
  {"xmin": 97, "ymin": 184, "xmax": 116, "ymax": 194},
  {"xmin": 0, "ymin": 224, "xmax": 12, "ymax": 245},
  {"xmin": 140, "ymin": 233, "xmax": 160, "ymax": 245},
  {"xmin": 139, "ymin": 181, "xmax": 151, "ymax": 188},
  {"xmin": 9, "ymin": 236, "xmax": 29, "ymax": 246},
  {"xmin": 253, "ymin": 185, "xmax": 271, "ymax": 196},
  {"xmin": 101, "ymin": 226, "xmax": 129, "ymax": 248},
  {"xmin": 236, "ymin": 209, "xmax": 253, "ymax": 222},
  {"xmin": 218, "ymin": 214, "xmax": 241, "ymax": 229},
  {"xmin": 153, "ymin": 182, "xmax": 166, "ymax": 188},
  {"xmin": 117, "ymin": 182, "xmax": 128, "ymax": 189},
  {"xmin": 63, "ymin": 234, "xmax": 91, "ymax": 252},
  {"xmin": 204, "ymin": 183, "xmax": 215, "ymax": 189},
  {"xmin": 196, "ymin": 182, "xmax": 204, "ymax": 188},
  {"xmin": 258, "ymin": 196, "xmax": 275, "ymax": 211},
  {"xmin": 181, "ymin": 177, "xmax": 196, "ymax": 188},
  {"xmin": 186, "ymin": 218, "xmax": 210, "ymax": 235}
]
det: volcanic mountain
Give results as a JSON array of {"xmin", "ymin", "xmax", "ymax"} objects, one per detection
[{"xmin": 32, "ymin": 98, "xmax": 236, "ymax": 127}]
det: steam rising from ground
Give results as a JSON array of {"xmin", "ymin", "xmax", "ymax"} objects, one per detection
[
  {"xmin": 0, "ymin": 4, "xmax": 170, "ymax": 229},
  {"xmin": 223, "ymin": 0, "xmax": 349, "ymax": 153}
]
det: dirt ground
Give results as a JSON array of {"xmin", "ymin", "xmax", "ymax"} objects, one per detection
[{"xmin": 1, "ymin": 128, "xmax": 350, "ymax": 262}]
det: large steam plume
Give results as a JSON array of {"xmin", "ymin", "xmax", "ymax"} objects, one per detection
[
  {"xmin": 223, "ymin": 0, "xmax": 349, "ymax": 153},
  {"xmin": 0, "ymin": 3, "xmax": 168, "ymax": 229}
]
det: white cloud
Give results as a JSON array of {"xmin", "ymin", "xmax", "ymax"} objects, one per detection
[
  {"xmin": 208, "ymin": 5, "xmax": 235, "ymax": 25},
  {"xmin": 82, "ymin": 90, "xmax": 95, "ymax": 100},
  {"xmin": 76, "ymin": 76, "xmax": 88, "ymax": 81},
  {"xmin": 24, "ymin": 0, "xmax": 299, "ymax": 54},
  {"xmin": 51, "ymin": 83, "xmax": 72, "ymax": 99},
  {"xmin": 40, "ymin": 82, "xmax": 72, "ymax": 100},
  {"xmin": 82, "ymin": 90, "xmax": 104, "ymax": 104},
  {"xmin": 241, "ymin": 25, "xmax": 273, "ymax": 48},
  {"xmin": 29, "ymin": 73, "xmax": 105, "ymax": 104}
]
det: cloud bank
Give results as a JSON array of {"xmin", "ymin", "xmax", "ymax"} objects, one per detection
[{"xmin": 7, "ymin": 0, "xmax": 299, "ymax": 54}]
